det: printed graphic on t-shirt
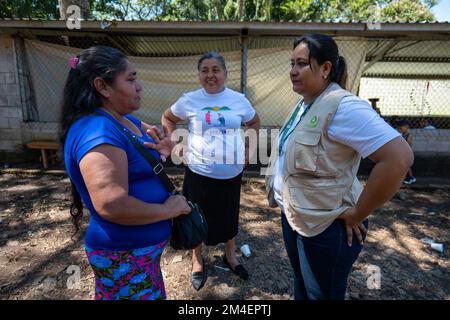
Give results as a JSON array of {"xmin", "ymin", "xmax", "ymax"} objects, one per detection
[
  {"xmin": 170, "ymin": 88, "xmax": 256, "ymax": 179},
  {"xmin": 217, "ymin": 113, "xmax": 225, "ymax": 126},
  {"xmin": 201, "ymin": 106, "xmax": 231, "ymax": 131}
]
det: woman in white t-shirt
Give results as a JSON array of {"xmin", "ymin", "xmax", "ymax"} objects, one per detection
[
  {"xmin": 158, "ymin": 52, "xmax": 260, "ymax": 291},
  {"xmin": 266, "ymin": 34, "xmax": 413, "ymax": 300}
]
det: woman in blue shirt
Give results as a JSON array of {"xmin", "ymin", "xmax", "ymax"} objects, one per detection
[{"xmin": 61, "ymin": 46, "xmax": 191, "ymax": 300}]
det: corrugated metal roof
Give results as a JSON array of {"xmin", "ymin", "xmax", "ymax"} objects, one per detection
[
  {"xmin": 33, "ymin": 34, "xmax": 242, "ymax": 57},
  {"xmin": 366, "ymin": 40, "xmax": 450, "ymax": 63},
  {"xmin": 363, "ymin": 61, "xmax": 450, "ymax": 79},
  {"xmin": 116, "ymin": 35, "xmax": 240, "ymax": 56}
]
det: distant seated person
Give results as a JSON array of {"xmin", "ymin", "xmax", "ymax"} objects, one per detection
[
  {"xmin": 419, "ymin": 118, "xmax": 436, "ymax": 130},
  {"xmin": 396, "ymin": 120, "xmax": 416, "ymax": 185}
]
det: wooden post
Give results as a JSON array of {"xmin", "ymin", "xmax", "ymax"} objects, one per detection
[{"xmin": 41, "ymin": 149, "xmax": 49, "ymax": 169}]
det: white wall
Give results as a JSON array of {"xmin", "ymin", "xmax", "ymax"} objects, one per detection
[{"xmin": 409, "ymin": 129, "xmax": 450, "ymax": 153}]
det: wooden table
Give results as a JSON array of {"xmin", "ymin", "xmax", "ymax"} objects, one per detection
[{"xmin": 26, "ymin": 141, "xmax": 60, "ymax": 169}]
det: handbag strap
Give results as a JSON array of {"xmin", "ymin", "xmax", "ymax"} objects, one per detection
[{"xmin": 95, "ymin": 111, "xmax": 177, "ymax": 194}]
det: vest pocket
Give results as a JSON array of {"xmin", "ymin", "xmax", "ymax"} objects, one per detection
[
  {"xmin": 294, "ymin": 131, "xmax": 321, "ymax": 173},
  {"xmin": 289, "ymin": 185, "xmax": 344, "ymax": 210}
]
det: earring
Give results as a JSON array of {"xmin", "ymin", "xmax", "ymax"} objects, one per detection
[{"xmin": 322, "ymin": 75, "xmax": 327, "ymax": 80}]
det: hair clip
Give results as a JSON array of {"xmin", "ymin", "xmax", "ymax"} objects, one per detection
[{"xmin": 69, "ymin": 56, "xmax": 80, "ymax": 70}]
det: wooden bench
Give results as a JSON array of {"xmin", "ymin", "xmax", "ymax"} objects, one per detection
[{"xmin": 26, "ymin": 141, "xmax": 60, "ymax": 169}]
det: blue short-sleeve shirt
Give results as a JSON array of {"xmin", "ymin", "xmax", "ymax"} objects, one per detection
[{"xmin": 64, "ymin": 108, "xmax": 171, "ymax": 250}]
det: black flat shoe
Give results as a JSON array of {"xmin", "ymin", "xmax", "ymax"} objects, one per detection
[
  {"xmin": 222, "ymin": 254, "xmax": 249, "ymax": 280},
  {"xmin": 191, "ymin": 260, "xmax": 207, "ymax": 291}
]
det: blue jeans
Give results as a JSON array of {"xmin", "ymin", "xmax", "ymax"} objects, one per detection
[{"xmin": 281, "ymin": 212, "xmax": 368, "ymax": 300}]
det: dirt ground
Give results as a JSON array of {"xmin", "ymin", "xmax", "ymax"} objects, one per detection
[{"xmin": 0, "ymin": 171, "xmax": 449, "ymax": 300}]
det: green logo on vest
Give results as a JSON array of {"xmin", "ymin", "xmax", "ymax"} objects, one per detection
[{"xmin": 309, "ymin": 116, "xmax": 318, "ymax": 128}]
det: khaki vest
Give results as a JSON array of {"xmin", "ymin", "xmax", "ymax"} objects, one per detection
[{"xmin": 265, "ymin": 82, "xmax": 363, "ymax": 237}]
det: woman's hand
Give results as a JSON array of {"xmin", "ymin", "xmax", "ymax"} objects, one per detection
[
  {"xmin": 338, "ymin": 207, "xmax": 367, "ymax": 247},
  {"xmin": 164, "ymin": 194, "xmax": 191, "ymax": 218},
  {"xmin": 143, "ymin": 125, "xmax": 175, "ymax": 162}
]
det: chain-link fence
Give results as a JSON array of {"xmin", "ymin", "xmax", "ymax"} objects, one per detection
[{"xmin": 15, "ymin": 34, "xmax": 450, "ymax": 137}]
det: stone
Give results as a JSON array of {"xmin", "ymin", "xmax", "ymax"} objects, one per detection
[
  {"xmin": 217, "ymin": 284, "xmax": 235, "ymax": 296},
  {"xmin": 349, "ymin": 292, "xmax": 361, "ymax": 300},
  {"xmin": 397, "ymin": 191, "xmax": 408, "ymax": 201},
  {"xmin": 171, "ymin": 255, "xmax": 183, "ymax": 264},
  {"xmin": 7, "ymin": 240, "xmax": 19, "ymax": 247}
]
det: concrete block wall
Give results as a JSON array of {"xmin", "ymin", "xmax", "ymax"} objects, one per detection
[{"xmin": 0, "ymin": 34, "xmax": 23, "ymax": 153}]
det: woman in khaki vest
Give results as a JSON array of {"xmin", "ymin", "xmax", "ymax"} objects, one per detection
[{"xmin": 266, "ymin": 34, "xmax": 413, "ymax": 300}]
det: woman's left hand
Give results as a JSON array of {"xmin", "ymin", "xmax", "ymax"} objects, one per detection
[
  {"xmin": 143, "ymin": 126, "xmax": 175, "ymax": 162},
  {"xmin": 338, "ymin": 207, "xmax": 367, "ymax": 247}
]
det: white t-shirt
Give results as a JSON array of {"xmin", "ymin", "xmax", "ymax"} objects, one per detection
[
  {"xmin": 171, "ymin": 87, "xmax": 256, "ymax": 179},
  {"xmin": 273, "ymin": 95, "xmax": 400, "ymax": 211}
]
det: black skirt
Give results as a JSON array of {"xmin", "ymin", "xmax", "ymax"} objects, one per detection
[{"xmin": 182, "ymin": 166, "xmax": 242, "ymax": 246}]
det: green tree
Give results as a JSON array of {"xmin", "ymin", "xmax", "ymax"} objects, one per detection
[
  {"xmin": 224, "ymin": 0, "xmax": 238, "ymax": 20},
  {"xmin": 98, "ymin": 0, "xmax": 221, "ymax": 21},
  {"xmin": 279, "ymin": 0, "xmax": 319, "ymax": 21},
  {"xmin": 58, "ymin": 0, "xmax": 90, "ymax": 19},
  {"xmin": 91, "ymin": 0, "xmax": 127, "ymax": 19},
  {"xmin": 161, "ymin": 0, "xmax": 209, "ymax": 20},
  {"xmin": 381, "ymin": 0, "xmax": 435, "ymax": 22},
  {"xmin": 0, "ymin": 0, "xmax": 439, "ymax": 22},
  {"xmin": 278, "ymin": 0, "xmax": 438, "ymax": 22},
  {"xmin": 92, "ymin": 0, "xmax": 173, "ymax": 20}
]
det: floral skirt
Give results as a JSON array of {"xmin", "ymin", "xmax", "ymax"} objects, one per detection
[{"xmin": 85, "ymin": 240, "xmax": 168, "ymax": 300}]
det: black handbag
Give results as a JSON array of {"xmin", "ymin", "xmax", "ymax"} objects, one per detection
[
  {"xmin": 169, "ymin": 200, "xmax": 208, "ymax": 250},
  {"xmin": 96, "ymin": 112, "xmax": 208, "ymax": 250}
]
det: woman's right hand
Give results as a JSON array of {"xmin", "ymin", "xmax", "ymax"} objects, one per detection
[
  {"xmin": 338, "ymin": 207, "xmax": 367, "ymax": 247},
  {"xmin": 164, "ymin": 194, "xmax": 191, "ymax": 218},
  {"xmin": 144, "ymin": 125, "xmax": 175, "ymax": 162}
]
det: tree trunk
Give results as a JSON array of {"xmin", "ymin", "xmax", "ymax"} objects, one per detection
[
  {"xmin": 237, "ymin": 0, "xmax": 245, "ymax": 21},
  {"xmin": 58, "ymin": 0, "xmax": 90, "ymax": 19},
  {"xmin": 265, "ymin": 0, "xmax": 272, "ymax": 20}
]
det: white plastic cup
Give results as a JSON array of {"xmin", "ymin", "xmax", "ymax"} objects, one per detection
[
  {"xmin": 430, "ymin": 243, "xmax": 444, "ymax": 253},
  {"xmin": 240, "ymin": 244, "xmax": 251, "ymax": 257}
]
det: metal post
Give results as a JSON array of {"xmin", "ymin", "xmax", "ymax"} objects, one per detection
[{"xmin": 240, "ymin": 31, "xmax": 248, "ymax": 96}]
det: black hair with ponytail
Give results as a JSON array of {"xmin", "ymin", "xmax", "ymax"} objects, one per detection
[
  {"xmin": 293, "ymin": 34, "xmax": 347, "ymax": 89},
  {"xmin": 60, "ymin": 45, "xmax": 128, "ymax": 234}
]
